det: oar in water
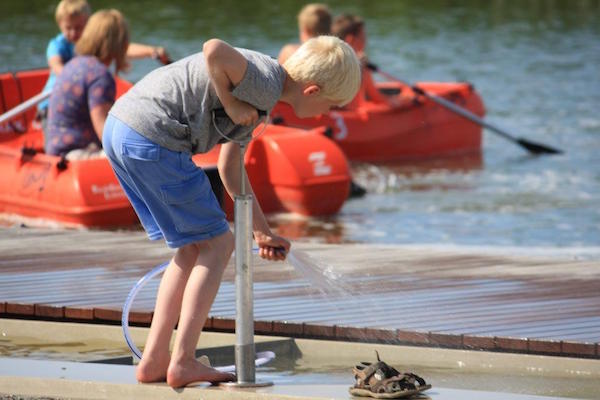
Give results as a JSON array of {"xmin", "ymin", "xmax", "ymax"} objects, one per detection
[
  {"xmin": 366, "ymin": 63, "xmax": 563, "ymax": 155},
  {"xmin": 0, "ymin": 91, "xmax": 51, "ymax": 126}
]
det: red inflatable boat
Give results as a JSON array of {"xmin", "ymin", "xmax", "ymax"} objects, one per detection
[{"xmin": 272, "ymin": 80, "xmax": 486, "ymax": 163}]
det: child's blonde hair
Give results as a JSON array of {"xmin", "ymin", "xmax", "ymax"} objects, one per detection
[
  {"xmin": 75, "ymin": 9, "xmax": 130, "ymax": 73},
  {"xmin": 298, "ymin": 3, "xmax": 332, "ymax": 36},
  {"xmin": 55, "ymin": 0, "xmax": 91, "ymax": 24},
  {"xmin": 283, "ymin": 36, "xmax": 361, "ymax": 106}
]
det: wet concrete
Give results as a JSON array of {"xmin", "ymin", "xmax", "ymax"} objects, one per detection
[
  {"xmin": 0, "ymin": 357, "xmax": 592, "ymax": 400},
  {"xmin": 1, "ymin": 320, "xmax": 599, "ymax": 399}
]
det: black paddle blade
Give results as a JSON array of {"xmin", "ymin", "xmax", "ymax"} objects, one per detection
[
  {"xmin": 517, "ymin": 138, "xmax": 563, "ymax": 155},
  {"xmin": 365, "ymin": 62, "xmax": 378, "ymax": 72}
]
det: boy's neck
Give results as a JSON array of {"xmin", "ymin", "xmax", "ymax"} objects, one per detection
[{"xmin": 279, "ymin": 70, "xmax": 301, "ymax": 107}]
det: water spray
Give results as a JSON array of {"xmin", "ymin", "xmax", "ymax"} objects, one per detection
[{"xmin": 121, "ymin": 248, "xmax": 343, "ymax": 372}]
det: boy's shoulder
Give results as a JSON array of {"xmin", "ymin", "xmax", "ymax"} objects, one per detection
[
  {"xmin": 229, "ymin": 48, "xmax": 286, "ymax": 112},
  {"xmin": 49, "ymin": 33, "xmax": 68, "ymax": 46},
  {"xmin": 236, "ymin": 47, "xmax": 278, "ymax": 62},
  {"xmin": 46, "ymin": 33, "xmax": 74, "ymax": 60},
  {"xmin": 278, "ymin": 43, "xmax": 301, "ymax": 64},
  {"xmin": 47, "ymin": 33, "xmax": 72, "ymax": 51},
  {"xmin": 235, "ymin": 48, "xmax": 283, "ymax": 80},
  {"xmin": 236, "ymin": 48, "xmax": 283, "ymax": 81}
]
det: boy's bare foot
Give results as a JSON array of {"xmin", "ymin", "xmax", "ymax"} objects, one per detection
[
  {"xmin": 167, "ymin": 358, "xmax": 235, "ymax": 388},
  {"xmin": 136, "ymin": 354, "xmax": 170, "ymax": 383}
]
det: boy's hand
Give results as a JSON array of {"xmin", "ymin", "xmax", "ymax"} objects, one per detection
[
  {"xmin": 254, "ymin": 231, "xmax": 290, "ymax": 261},
  {"xmin": 153, "ymin": 47, "xmax": 172, "ymax": 65},
  {"xmin": 224, "ymin": 99, "xmax": 260, "ymax": 126}
]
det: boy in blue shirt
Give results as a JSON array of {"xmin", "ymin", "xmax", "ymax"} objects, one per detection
[{"xmin": 37, "ymin": 0, "xmax": 90, "ymax": 124}]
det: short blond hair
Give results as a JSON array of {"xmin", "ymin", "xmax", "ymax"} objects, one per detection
[
  {"xmin": 298, "ymin": 3, "xmax": 332, "ymax": 36},
  {"xmin": 75, "ymin": 9, "xmax": 130, "ymax": 73},
  {"xmin": 284, "ymin": 36, "xmax": 361, "ymax": 106},
  {"xmin": 55, "ymin": 0, "xmax": 91, "ymax": 24}
]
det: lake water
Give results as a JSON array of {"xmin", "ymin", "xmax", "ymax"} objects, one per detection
[{"xmin": 1, "ymin": 0, "xmax": 599, "ymax": 253}]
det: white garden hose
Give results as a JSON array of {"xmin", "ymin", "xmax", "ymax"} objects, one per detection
[
  {"xmin": 121, "ymin": 253, "xmax": 275, "ymax": 372},
  {"xmin": 121, "ymin": 261, "xmax": 168, "ymax": 360}
]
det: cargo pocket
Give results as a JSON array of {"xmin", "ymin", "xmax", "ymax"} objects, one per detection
[
  {"xmin": 122, "ymin": 140, "xmax": 160, "ymax": 161},
  {"xmin": 160, "ymin": 170, "xmax": 226, "ymax": 234}
]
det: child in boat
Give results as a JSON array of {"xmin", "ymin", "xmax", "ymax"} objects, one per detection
[
  {"xmin": 103, "ymin": 35, "xmax": 361, "ymax": 387},
  {"xmin": 37, "ymin": 0, "xmax": 170, "ymax": 130},
  {"xmin": 45, "ymin": 9, "xmax": 129, "ymax": 159},
  {"xmin": 331, "ymin": 13, "xmax": 400, "ymax": 109},
  {"xmin": 278, "ymin": 3, "xmax": 332, "ymax": 63}
]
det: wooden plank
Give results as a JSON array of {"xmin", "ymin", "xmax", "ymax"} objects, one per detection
[{"xmin": 1, "ymin": 226, "xmax": 599, "ymax": 354}]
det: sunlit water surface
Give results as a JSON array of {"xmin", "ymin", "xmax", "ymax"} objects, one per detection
[{"xmin": 1, "ymin": 0, "xmax": 598, "ymax": 252}]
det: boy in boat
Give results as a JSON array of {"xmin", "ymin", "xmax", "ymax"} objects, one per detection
[
  {"xmin": 37, "ymin": 0, "xmax": 170, "ymax": 130},
  {"xmin": 103, "ymin": 36, "xmax": 361, "ymax": 387},
  {"xmin": 278, "ymin": 3, "xmax": 332, "ymax": 63},
  {"xmin": 332, "ymin": 13, "xmax": 400, "ymax": 109}
]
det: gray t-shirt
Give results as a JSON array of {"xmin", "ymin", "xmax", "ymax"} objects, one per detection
[{"xmin": 109, "ymin": 48, "xmax": 285, "ymax": 154}]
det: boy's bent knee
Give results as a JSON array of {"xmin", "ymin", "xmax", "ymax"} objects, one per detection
[
  {"xmin": 208, "ymin": 230, "xmax": 234, "ymax": 268},
  {"xmin": 215, "ymin": 230, "xmax": 235, "ymax": 256},
  {"xmin": 181, "ymin": 230, "xmax": 234, "ymax": 262}
]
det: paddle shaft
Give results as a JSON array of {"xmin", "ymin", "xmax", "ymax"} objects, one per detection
[
  {"xmin": 367, "ymin": 63, "xmax": 562, "ymax": 155},
  {"xmin": 0, "ymin": 91, "xmax": 51, "ymax": 125}
]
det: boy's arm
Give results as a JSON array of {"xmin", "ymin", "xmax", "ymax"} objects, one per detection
[
  {"xmin": 362, "ymin": 68, "xmax": 400, "ymax": 107},
  {"xmin": 126, "ymin": 42, "xmax": 170, "ymax": 64},
  {"xmin": 48, "ymin": 55, "xmax": 65, "ymax": 76},
  {"xmin": 203, "ymin": 39, "xmax": 260, "ymax": 126},
  {"xmin": 90, "ymin": 103, "xmax": 112, "ymax": 138},
  {"xmin": 46, "ymin": 39, "xmax": 65, "ymax": 76},
  {"xmin": 218, "ymin": 141, "xmax": 290, "ymax": 260},
  {"xmin": 277, "ymin": 43, "xmax": 300, "ymax": 64}
]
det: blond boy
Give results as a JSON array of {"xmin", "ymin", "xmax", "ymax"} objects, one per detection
[
  {"xmin": 278, "ymin": 3, "xmax": 332, "ymax": 63},
  {"xmin": 103, "ymin": 36, "xmax": 360, "ymax": 387},
  {"xmin": 37, "ymin": 0, "xmax": 90, "ymax": 116}
]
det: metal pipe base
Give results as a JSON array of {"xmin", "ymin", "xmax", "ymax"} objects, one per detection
[
  {"xmin": 220, "ymin": 381, "xmax": 274, "ymax": 388},
  {"xmin": 234, "ymin": 342, "xmax": 255, "ymax": 383},
  {"xmin": 230, "ymin": 194, "xmax": 274, "ymax": 387}
]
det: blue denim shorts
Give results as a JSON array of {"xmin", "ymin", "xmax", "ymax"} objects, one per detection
[{"xmin": 103, "ymin": 115, "xmax": 230, "ymax": 248}]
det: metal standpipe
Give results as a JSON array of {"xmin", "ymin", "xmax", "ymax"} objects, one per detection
[{"xmin": 222, "ymin": 142, "xmax": 273, "ymax": 388}]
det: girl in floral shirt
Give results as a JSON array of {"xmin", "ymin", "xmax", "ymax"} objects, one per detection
[{"xmin": 45, "ymin": 9, "xmax": 129, "ymax": 159}]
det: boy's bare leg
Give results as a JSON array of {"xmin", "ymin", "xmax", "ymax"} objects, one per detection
[
  {"xmin": 167, "ymin": 230, "xmax": 236, "ymax": 387},
  {"xmin": 136, "ymin": 242, "xmax": 202, "ymax": 383}
]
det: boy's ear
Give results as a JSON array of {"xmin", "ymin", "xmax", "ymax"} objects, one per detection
[{"xmin": 303, "ymin": 84, "xmax": 321, "ymax": 96}]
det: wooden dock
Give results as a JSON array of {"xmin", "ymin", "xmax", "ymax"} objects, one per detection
[{"xmin": 1, "ymin": 225, "xmax": 598, "ymax": 359}]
